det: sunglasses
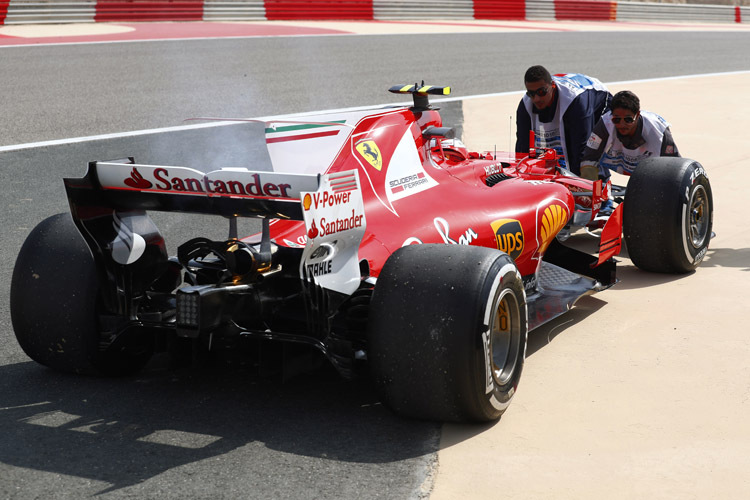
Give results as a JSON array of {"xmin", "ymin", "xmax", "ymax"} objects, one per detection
[
  {"xmin": 525, "ymin": 86, "xmax": 550, "ymax": 98},
  {"xmin": 611, "ymin": 115, "xmax": 637, "ymax": 124}
]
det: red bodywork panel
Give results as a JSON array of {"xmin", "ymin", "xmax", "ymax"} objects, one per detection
[{"xmin": 264, "ymin": 106, "xmax": 615, "ymax": 280}]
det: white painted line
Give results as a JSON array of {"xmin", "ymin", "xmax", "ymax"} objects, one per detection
[
  {"xmin": 1, "ymin": 70, "xmax": 748, "ymax": 154},
  {"xmin": 433, "ymin": 69, "xmax": 750, "ymax": 103},
  {"xmin": 0, "ymin": 401, "xmax": 52, "ymax": 411},
  {"xmin": 0, "ymin": 121, "xmax": 242, "ymax": 153}
]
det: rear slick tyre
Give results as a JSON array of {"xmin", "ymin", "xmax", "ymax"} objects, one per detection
[
  {"xmin": 623, "ymin": 157, "xmax": 713, "ymax": 273},
  {"xmin": 10, "ymin": 213, "xmax": 152, "ymax": 376},
  {"xmin": 367, "ymin": 244, "xmax": 528, "ymax": 422}
]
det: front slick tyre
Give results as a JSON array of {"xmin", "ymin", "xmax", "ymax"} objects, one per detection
[
  {"xmin": 623, "ymin": 157, "xmax": 713, "ymax": 273},
  {"xmin": 10, "ymin": 213, "xmax": 152, "ymax": 376},
  {"xmin": 368, "ymin": 244, "xmax": 528, "ymax": 422}
]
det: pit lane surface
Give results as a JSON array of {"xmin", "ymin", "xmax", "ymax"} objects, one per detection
[
  {"xmin": 1, "ymin": 24, "xmax": 749, "ymax": 499},
  {"xmin": 2, "ymin": 28, "xmax": 749, "ymax": 147}
]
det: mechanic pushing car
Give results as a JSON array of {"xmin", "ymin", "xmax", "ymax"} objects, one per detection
[
  {"xmin": 515, "ymin": 65, "xmax": 611, "ymax": 176},
  {"xmin": 579, "ymin": 90, "xmax": 680, "ymax": 181}
]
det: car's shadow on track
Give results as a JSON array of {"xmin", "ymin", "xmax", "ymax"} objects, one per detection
[
  {"xmin": 0, "ymin": 357, "xmax": 439, "ymax": 494},
  {"xmin": 440, "ymin": 293, "xmax": 611, "ymax": 443},
  {"xmin": 526, "ymin": 295, "xmax": 608, "ymax": 358},
  {"xmin": 562, "ymin": 232, "xmax": 718, "ymax": 290},
  {"xmin": 610, "ymin": 264, "xmax": 693, "ymax": 291},
  {"xmin": 701, "ymin": 246, "xmax": 750, "ymax": 271}
]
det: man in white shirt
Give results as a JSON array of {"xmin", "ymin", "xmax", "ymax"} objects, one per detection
[{"xmin": 580, "ymin": 90, "xmax": 680, "ymax": 181}]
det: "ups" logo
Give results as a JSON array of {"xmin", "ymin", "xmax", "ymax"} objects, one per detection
[{"xmin": 490, "ymin": 219, "xmax": 524, "ymax": 259}]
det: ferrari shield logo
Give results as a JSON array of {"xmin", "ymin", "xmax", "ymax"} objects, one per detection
[{"xmin": 356, "ymin": 140, "xmax": 382, "ymax": 171}]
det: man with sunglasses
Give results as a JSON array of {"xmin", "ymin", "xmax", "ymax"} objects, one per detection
[
  {"xmin": 580, "ymin": 90, "xmax": 680, "ymax": 181},
  {"xmin": 516, "ymin": 65, "xmax": 611, "ymax": 176}
]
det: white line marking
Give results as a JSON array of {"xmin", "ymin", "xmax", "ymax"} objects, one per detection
[
  {"xmin": 0, "ymin": 401, "xmax": 52, "ymax": 411},
  {"xmin": 432, "ymin": 70, "xmax": 750, "ymax": 103},
  {"xmin": 1, "ymin": 70, "xmax": 748, "ymax": 153},
  {"xmin": 0, "ymin": 122, "xmax": 242, "ymax": 153}
]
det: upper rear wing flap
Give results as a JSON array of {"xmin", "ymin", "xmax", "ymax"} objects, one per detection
[{"xmin": 65, "ymin": 159, "xmax": 321, "ymax": 221}]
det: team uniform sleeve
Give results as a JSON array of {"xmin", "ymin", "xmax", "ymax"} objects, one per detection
[
  {"xmin": 563, "ymin": 90, "xmax": 604, "ymax": 176},
  {"xmin": 580, "ymin": 119, "xmax": 609, "ymax": 180},
  {"xmin": 515, "ymin": 99, "xmax": 531, "ymax": 154},
  {"xmin": 661, "ymin": 126, "xmax": 680, "ymax": 157},
  {"xmin": 562, "ymin": 102, "xmax": 588, "ymax": 176}
]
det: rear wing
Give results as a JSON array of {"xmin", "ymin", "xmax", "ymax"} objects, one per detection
[
  {"xmin": 65, "ymin": 159, "xmax": 321, "ymax": 221},
  {"xmin": 64, "ymin": 159, "xmax": 367, "ymax": 297}
]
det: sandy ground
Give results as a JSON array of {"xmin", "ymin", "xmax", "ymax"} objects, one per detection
[{"xmin": 430, "ymin": 74, "xmax": 750, "ymax": 499}]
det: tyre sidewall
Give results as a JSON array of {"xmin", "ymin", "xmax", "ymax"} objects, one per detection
[
  {"xmin": 677, "ymin": 162, "xmax": 712, "ymax": 268},
  {"xmin": 467, "ymin": 255, "xmax": 527, "ymax": 420}
]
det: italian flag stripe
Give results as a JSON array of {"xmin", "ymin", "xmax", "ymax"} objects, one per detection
[
  {"xmin": 265, "ymin": 120, "xmax": 346, "ymax": 134},
  {"xmin": 266, "ymin": 129, "xmax": 340, "ymax": 144}
]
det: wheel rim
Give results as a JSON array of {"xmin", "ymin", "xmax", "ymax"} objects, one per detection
[
  {"xmin": 687, "ymin": 184, "xmax": 709, "ymax": 248},
  {"xmin": 490, "ymin": 289, "xmax": 521, "ymax": 387}
]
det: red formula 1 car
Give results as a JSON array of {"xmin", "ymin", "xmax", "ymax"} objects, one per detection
[{"xmin": 10, "ymin": 85, "xmax": 713, "ymax": 422}]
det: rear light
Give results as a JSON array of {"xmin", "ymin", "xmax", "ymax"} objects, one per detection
[{"xmin": 176, "ymin": 290, "xmax": 200, "ymax": 329}]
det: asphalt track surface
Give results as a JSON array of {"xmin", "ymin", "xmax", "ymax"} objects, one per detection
[
  {"xmin": 2, "ymin": 28, "xmax": 750, "ymax": 147},
  {"xmin": 1, "ymin": 22, "xmax": 749, "ymax": 499}
]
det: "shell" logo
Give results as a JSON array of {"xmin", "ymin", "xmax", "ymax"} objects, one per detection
[{"xmin": 539, "ymin": 204, "xmax": 568, "ymax": 253}]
